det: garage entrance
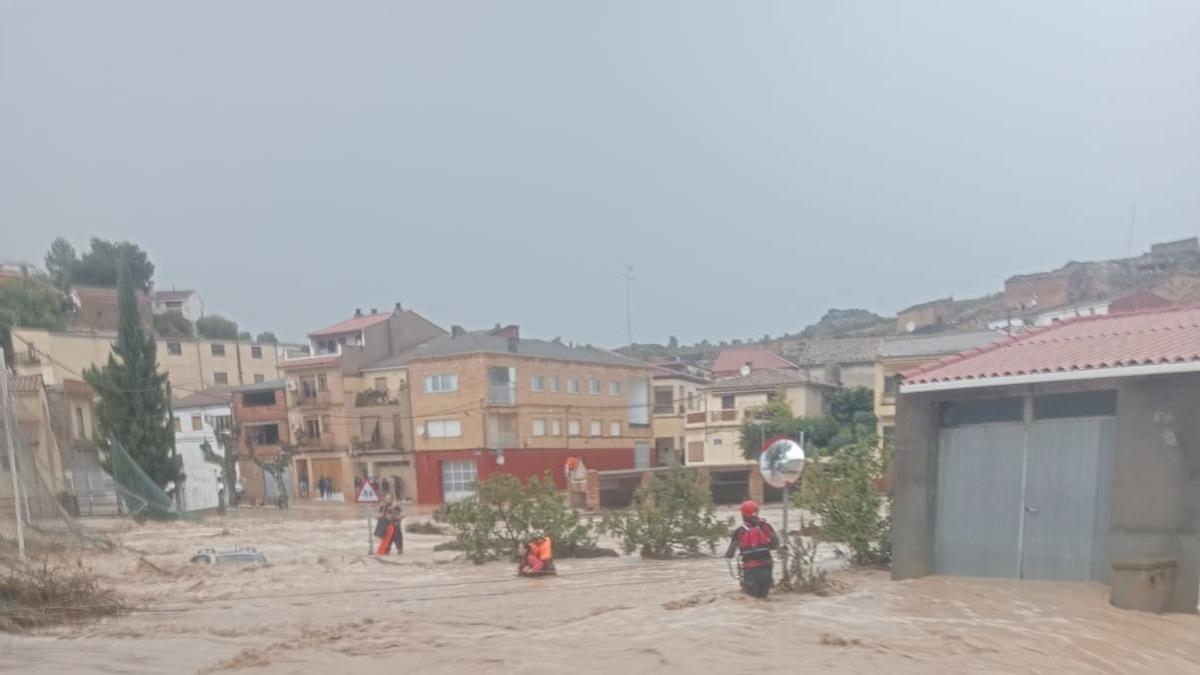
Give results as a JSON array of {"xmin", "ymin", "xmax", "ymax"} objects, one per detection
[{"xmin": 934, "ymin": 391, "xmax": 1115, "ymax": 582}]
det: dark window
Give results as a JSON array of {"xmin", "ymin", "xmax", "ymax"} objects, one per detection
[
  {"xmin": 252, "ymin": 424, "xmax": 280, "ymax": 445},
  {"xmin": 940, "ymin": 397, "xmax": 1023, "ymax": 427},
  {"xmin": 254, "ymin": 374, "xmax": 265, "ymax": 383},
  {"xmin": 251, "ymin": 346, "xmax": 263, "ymax": 359},
  {"xmin": 721, "ymin": 395, "xmax": 736, "ymax": 409},
  {"xmin": 213, "ymin": 372, "xmax": 229, "ymax": 385},
  {"xmin": 884, "ymin": 375, "xmax": 901, "ymax": 395},
  {"xmin": 1034, "ymin": 391, "xmax": 1117, "ymax": 420},
  {"xmin": 211, "ymin": 343, "xmax": 226, "ymax": 356},
  {"xmin": 243, "ymin": 390, "xmax": 276, "ymax": 407},
  {"xmin": 167, "ymin": 342, "xmax": 182, "ymax": 356}
]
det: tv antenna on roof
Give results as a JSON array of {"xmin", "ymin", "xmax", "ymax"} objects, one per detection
[{"xmin": 621, "ymin": 262, "xmax": 635, "ymax": 346}]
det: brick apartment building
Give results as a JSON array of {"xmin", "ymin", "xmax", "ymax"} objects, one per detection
[
  {"xmin": 279, "ymin": 305, "xmax": 446, "ymax": 501},
  {"xmin": 404, "ymin": 325, "xmax": 657, "ymax": 504},
  {"xmin": 230, "ymin": 379, "xmax": 292, "ymax": 503}
]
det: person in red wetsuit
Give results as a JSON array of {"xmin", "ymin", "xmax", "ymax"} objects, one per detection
[{"xmin": 725, "ymin": 500, "xmax": 780, "ymax": 598}]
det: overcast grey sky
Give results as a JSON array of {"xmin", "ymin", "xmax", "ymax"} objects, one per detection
[{"xmin": 3, "ymin": 1, "xmax": 1198, "ymax": 345}]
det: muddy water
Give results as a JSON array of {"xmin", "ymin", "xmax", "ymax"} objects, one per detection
[{"xmin": 2, "ymin": 510, "xmax": 1199, "ymax": 674}]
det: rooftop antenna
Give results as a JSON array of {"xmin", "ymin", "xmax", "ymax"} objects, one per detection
[
  {"xmin": 1126, "ymin": 203, "xmax": 1138, "ymax": 256},
  {"xmin": 621, "ymin": 262, "xmax": 635, "ymax": 346}
]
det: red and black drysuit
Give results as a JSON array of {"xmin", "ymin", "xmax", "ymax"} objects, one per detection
[{"xmin": 725, "ymin": 517, "xmax": 780, "ymax": 598}]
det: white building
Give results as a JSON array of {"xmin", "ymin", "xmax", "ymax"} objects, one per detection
[
  {"xmin": 172, "ymin": 388, "xmax": 231, "ymax": 511},
  {"xmin": 152, "ymin": 289, "xmax": 205, "ymax": 324}
]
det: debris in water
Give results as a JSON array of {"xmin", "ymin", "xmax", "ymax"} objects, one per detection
[{"xmin": 190, "ymin": 547, "xmax": 268, "ymax": 565}]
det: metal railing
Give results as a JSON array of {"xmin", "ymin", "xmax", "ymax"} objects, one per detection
[
  {"xmin": 487, "ymin": 431, "xmax": 518, "ymax": 449},
  {"xmin": 487, "ymin": 385, "xmax": 516, "ymax": 405},
  {"xmin": 685, "ymin": 412, "xmax": 707, "ymax": 424},
  {"xmin": 710, "ymin": 409, "xmax": 738, "ymax": 423},
  {"xmin": 295, "ymin": 391, "xmax": 331, "ymax": 408}
]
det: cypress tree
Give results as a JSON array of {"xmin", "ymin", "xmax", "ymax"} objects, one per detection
[{"xmin": 85, "ymin": 255, "xmax": 181, "ymax": 489}]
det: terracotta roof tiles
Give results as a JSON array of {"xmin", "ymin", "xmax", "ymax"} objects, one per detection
[{"xmin": 902, "ymin": 306, "xmax": 1200, "ymax": 386}]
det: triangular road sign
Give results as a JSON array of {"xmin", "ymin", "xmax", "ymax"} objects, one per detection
[{"xmin": 355, "ymin": 481, "xmax": 380, "ymax": 503}]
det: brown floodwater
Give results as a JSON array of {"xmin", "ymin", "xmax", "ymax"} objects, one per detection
[{"xmin": 2, "ymin": 508, "xmax": 1198, "ymax": 674}]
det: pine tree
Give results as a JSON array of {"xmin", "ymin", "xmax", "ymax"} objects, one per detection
[{"xmin": 84, "ymin": 255, "xmax": 181, "ymax": 488}]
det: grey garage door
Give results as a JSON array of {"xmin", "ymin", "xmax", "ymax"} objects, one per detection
[
  {"xmin": 1023, "ymin": 418, "xmax": 1115, "ymax": 581},
  {"xmin": 935, "ymin": 394, "xmax": 1115, "ymax": 582},
  {"xmin": 935, "ymin": 422, "xmax": 1025, "ymax": 578}
]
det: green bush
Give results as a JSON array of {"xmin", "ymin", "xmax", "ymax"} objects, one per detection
[
  {"xmin": 598, "ymin": 470, "xmax": 731, "ymax": 559},
  {"xmin": 445, "ymin": 473, "xmax": 597, "ymax": 564},
  {"xmin": 798, "ymin": 440, "xmax": 891, "ymax": 566}
]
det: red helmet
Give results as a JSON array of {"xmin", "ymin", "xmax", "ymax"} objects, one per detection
[{"xmin": 740, "ymin": 500, "xmax": 759, "ymax": 519}]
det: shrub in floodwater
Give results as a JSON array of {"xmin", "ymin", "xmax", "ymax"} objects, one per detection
[
  {"xmin": 597, "ymin": 470, "xmax": 732, "ymax": 559},
  {"xmin": 797, "ymin": 439, "xmax": 892, "ymax": 566},
  {"xmin": 0, "ymin": 560, "xmax": 123, "ymax": 632},
  {"xmin": 776, "ymin": 515, "xmax": 835, "ymax": 595},
  {"xmin": 445, "ymin": 473, "xmax": 598, "ymax": 564}
]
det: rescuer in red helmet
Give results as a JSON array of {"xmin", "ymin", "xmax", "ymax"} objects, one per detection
[{"xmin": 724, "ymin": 500, "xmax": 780, "ymax": 598}]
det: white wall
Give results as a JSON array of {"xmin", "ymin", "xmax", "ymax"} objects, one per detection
[{"xmin": 173, "ymin": 403, "xmax": 229, "ymax": 511}]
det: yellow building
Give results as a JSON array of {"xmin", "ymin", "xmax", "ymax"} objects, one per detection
[
  {"xmin": 651, "ymin": 365, "xmax": 709, "ymax": 467},
  {"xmin": 874, "ymin": 331, "xmax": 1005, "ymax": 443},
  {"xmin": 11, "ymin": 327, "xmax": 302, "ymax": 397},
  {"xmin": 684, "ymin": 369, "xmax": 836, "ymax": 465}
]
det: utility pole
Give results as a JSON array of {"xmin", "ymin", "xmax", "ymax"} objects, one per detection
[
  {"xmin": 166, "ymin": 375, "xmax": 182, "ymax": 511},
  {"xmin": 0, "ymin": 348, "xmax": 26, "ymax": 560},
  {"xmin": 622, "ymin": 262, "xmax": 635, "ymax": 346}
]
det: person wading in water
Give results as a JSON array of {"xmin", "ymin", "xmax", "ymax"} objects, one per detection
[{"xmin": 725, "ymin": 500, "xmax": 780, "ymax": 598}]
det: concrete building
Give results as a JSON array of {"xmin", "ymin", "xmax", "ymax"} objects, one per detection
[
  {"xmin": 65, "ymin": 285, "xmax": 154, "ymax": 333},
  {"xmin": 171, "ymin": 388, "xmax": 231, "ymax": 512},
  {"xmin": 710, "ymin": 347, "xmax": 798, "ymax": 379},
  {"xmin": 0, "ymin": 261, "xmax": 36, "ymax": 286},
  {"xmin": 874, "ymin": 331, "xmax": 1004, "ymax": 443},
  {"xmin": 403, "ymin": 326, "xmax": 657, "ymax": 504},
  {"xmin": 11, "ymin": 327, "xmax": 302, "ymax": 397},
  {"xmin": 785, "ymin": 337, "xmax": 881, "ymax": 390},
  {"xmin": 151, "ymin": 289, "xmax": 205, "ymax": 324},
  {"xmin": 7, "ymin": 374, "xmax": 67, "ymax": 496},
  {"xmin": 43, "ymin": 378, "xmax": 118, "ymax": 516},
  {"xmin": 892, "ymin": 307, "xmax": 1200, "ymax": 612},
  {"xmin": 651, "ymin": 363, "xmax": 709, "ymax": 468},
  {"xmin": 229, "ymin": 379, "xmax": 292, "ymax": 504},
  {"xmin": 896, "ymin": 297, "xmax": 954, "ymax": 334},
  {"xmin": 684, "ymin": 369, "xmax": 836, "ymax": 466},
  {"xmin": 280, "ymin": 306, "xmax": 447, "ymax": 502}
]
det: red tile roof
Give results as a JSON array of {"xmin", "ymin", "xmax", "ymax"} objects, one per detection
[
  {"xmin": 711, "ymin": 347, "xmax": 798, "ymax": 376},
  {"xmin": 1110, "ymin": 289, "xmax": 1172, "ymax": 314},
  {"xmin": 902, "ymin": 306, "xmax": 1200, "ymax": 387},
  {"xmin": 309, "ymin": 313, "xmax": 391, "ymax": 338}
]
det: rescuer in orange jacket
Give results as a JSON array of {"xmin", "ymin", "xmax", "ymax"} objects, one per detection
[{"xmin": 518, "ymin": 531, "xmax": 555, "ymax": 576}]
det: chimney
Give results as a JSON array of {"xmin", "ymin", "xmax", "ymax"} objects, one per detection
[
  {"xmin": 370, "ymin": 308, "xmax": 377, "ymax": 315},
  {"xmin": 355, "ymin": 308, "xmax": 363, "ymax": 317},
  {"xmin": 393, "ymin": 302, "xmax": 403, "ymax": 315},
  {"xmin": 490, "ymin": 324, "xmax": 520, "ymax": 339},
  {"xmin": 507, "ymin": 336, "xmax": 519, "ymax": 353},
  {"xmin": 451, "ymin": 325, "xmax": 465, "ymax": 337}
]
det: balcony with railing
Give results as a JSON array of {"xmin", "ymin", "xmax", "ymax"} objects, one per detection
[
  {"xmin": 295, "ymin": 391, "xmax": 331, "ymax": 409},
  {"xmin": 486, "ymin": 413, "xmax": 518, "ymax": 449},
  {"xmin": 685, "ymin": 412, "xmax": 707, "ymax": 425},
  {"xmin": 487, "ymin": 385, "xmax": 516, "ymax": 405},
  {"xmin": 711, "ymin": 409, "xmax": 738, "ymax": 423}
]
